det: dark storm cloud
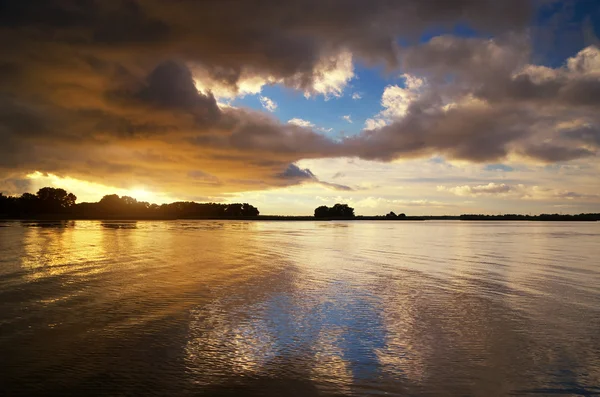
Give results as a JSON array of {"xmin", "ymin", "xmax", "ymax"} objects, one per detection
[
  {"xmin": 343, "ymin": 103, "xmax": 534, "ymax": 162},
  {"xmin": 0, "ymin": 0, "xmax": 534, "ymax": 92},
  {"xmin": 563, "ymin": 125, "xmax": 600, "ymax": 146},
  {"xmin": 341, "ymin": 90, "xmax": 599, "ymax": 164},
  {"xmin": 478, "ymin": 72, "xmax": 600, "ymax": 107},
  {"xmin": 0, "ymin": 175, "xmax": 32, "ymax": 196},
  {"xmin": 522, "ymin": 144, "xmax": 596, "ymax": 162},
  {"xmin": 401, "ymin": 35, "xmax": 530, "ymax": 81},
  {"xmin": 139, "ymin": 61, "xmax": 219, "ymax": 113}
]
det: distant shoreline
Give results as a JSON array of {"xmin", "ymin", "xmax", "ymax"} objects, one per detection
[
  {"xmin": 3, "ymin": 188, "xmax": 599, "ymax": 222},
  {"xmin": 1, "ymin": 215, "xmax": 598, "ymax": 222}
]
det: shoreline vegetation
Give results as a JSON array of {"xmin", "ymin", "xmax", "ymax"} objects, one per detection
[{"xmin": 1, "ymin": 187, "xmax": 599, "ymax": 222}]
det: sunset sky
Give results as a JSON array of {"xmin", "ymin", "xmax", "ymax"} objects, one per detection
[{"xmin": 1, "ymin": 0, "xmax": 599, "ymax": 215}]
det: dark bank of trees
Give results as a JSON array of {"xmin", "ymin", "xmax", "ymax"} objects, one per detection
[
  {"xmin": 0, "ymin": 188, "xmax": 77, "ymax": 215},
  {"xmin": 0, "ymin": 187, "xmax": 259, "ymax": 219},
  {"xmin": 314, "ymin": 203, "xmax": 355, "ymax": 218},
  {"xmin": 314, "ymin": 205, "xmax": 415, "ymax": 220}
]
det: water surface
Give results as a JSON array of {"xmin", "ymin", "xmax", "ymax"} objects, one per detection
[{"xmin": 1, "ymin": 220, "xmax": 599, "ymax": 396}]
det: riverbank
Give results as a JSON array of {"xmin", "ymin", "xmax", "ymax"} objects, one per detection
[{"xmin": 2, "ymin": 214, "xmax": 599, "ymax": 221}]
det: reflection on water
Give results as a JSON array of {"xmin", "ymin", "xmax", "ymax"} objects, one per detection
[
  {"xmin": 20, "ymin": 220, "xmax": 75, "ymax": 228},
  {"xmin": 0, "ymin": 221, "xmax": 599, "ymax": 396},
  {"xmin": 101, "ymin": 221, "xmax": 138, "ymax": 229}
]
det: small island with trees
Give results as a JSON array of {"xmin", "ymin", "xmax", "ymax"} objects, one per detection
[{"xmin": 1, "ymin": 187, "xmax": 599, "ymax": 221}]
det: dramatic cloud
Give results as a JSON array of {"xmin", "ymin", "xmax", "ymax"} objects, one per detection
[
  {"xmin": 0, "ymin": 0, "xmax": 598, "ymax": 205},
  {"xmin": 0, "ymin": 59, "xmax": 340, "ymax": 196}
]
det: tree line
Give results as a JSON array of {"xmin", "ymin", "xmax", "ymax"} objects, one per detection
[
  {"xmin": 0, "ymin": 187, "xmax": 259, "ymax": 219},
  {"xmin": 2, "ymin": 188, "xmax": 598, "ymax": 221}
]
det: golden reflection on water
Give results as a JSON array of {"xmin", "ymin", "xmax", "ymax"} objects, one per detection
[
  {"xmin": 20, "ymin": 222, "xmax": 106, "ymax": 282},
  {"xmin": 1, "ymin": 220, "xmax": 599, "ymax": 395}
]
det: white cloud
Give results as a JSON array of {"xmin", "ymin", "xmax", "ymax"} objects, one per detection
[
  {"xmin": 259, "ymin": 96, "xmax": 277, "ymax": 112},
  {"xmin": 288, "ymin": 118, "xmax": 315, "ymax": 128},
  {"xmin": 351, "ymin": 92, "xmax": 362, "ymax": 100},
  {"xmin": 308, "ymin": 51, "xmax": 355, "ymax": 99},
  {"xmin": 567, "ymin": 45, "xmax": 600, "ymax": 75},
  {"xmin": 342, "ymin": 115, "xmax": 353, "ymax": 123},
  {"xmin": 364, "ymin": 73, "xmax": 425, "ymax": 129},
  {"xmin": 364, "ymin": 118, "xmax": 388, "ymax": 130},
  {"xmin": 380, "ymin": 74, "xmax": 424, "ymax": 119}
]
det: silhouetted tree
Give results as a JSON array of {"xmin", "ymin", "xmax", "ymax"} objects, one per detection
[
  {"xmin": 0, "ymin": 193, "xmax": 11, "ymax": 214},
  {"xmin": 120, "ymin": 196, "xmax": 138, "ymax": 206},
  {"xmin": 314, "ymin": 205, "xmax": 330, "ymax": 218},
  {"xmin": 386, "ymin": 211, "xmax": 397, "ymax": 218},
  {"xmin": 226, "ymin": 203, "xmax": 243, "ymax": 217},
  {"xmin": 314, "ymin": 203, "xmax": 355, "ymax": 218},
  {"xmin": 36, "ymin": 187, "xmax": 77, "ymax": 212},
  {"xmin": 18, "ymin": 192, "xmax": 40, "ymax": 214},
  {"xmin": 241, "ymin": 203, "xmax": 259, "ymax": 216},
  {"xmin": 331, "ymin": 203, "xmax": 354, "ymax": 217},
  {"xmin": 99, "ymin": 194, "xmax": 122, "ymax": 208}
]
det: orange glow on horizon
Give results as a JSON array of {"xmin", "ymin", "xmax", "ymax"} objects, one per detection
[{"xmin": 25, "ymin": 171, "xmax": 180, "ymax": 204}]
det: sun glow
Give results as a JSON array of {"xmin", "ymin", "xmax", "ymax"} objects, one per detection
[
  {"xmin": 25, "ymin": 172, "xmax": 180, "ymax": 204},
  {"xmin": 129, "ymin": 188, "xmax": 153, "ymax": 202}
]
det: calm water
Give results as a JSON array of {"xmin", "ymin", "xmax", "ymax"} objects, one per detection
[{"xmin": 1, "ymin": 220, "xmax": 599, "ymax": 396}]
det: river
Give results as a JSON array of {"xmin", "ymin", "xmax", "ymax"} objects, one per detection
[{"xmin": 1, "ymin": 220, "xmax": 599, "ymax": 396}]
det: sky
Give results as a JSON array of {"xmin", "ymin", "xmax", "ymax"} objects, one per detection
[{"xmin": 1, "ymin": 0, "xmax": 599, "ymax": 215}]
